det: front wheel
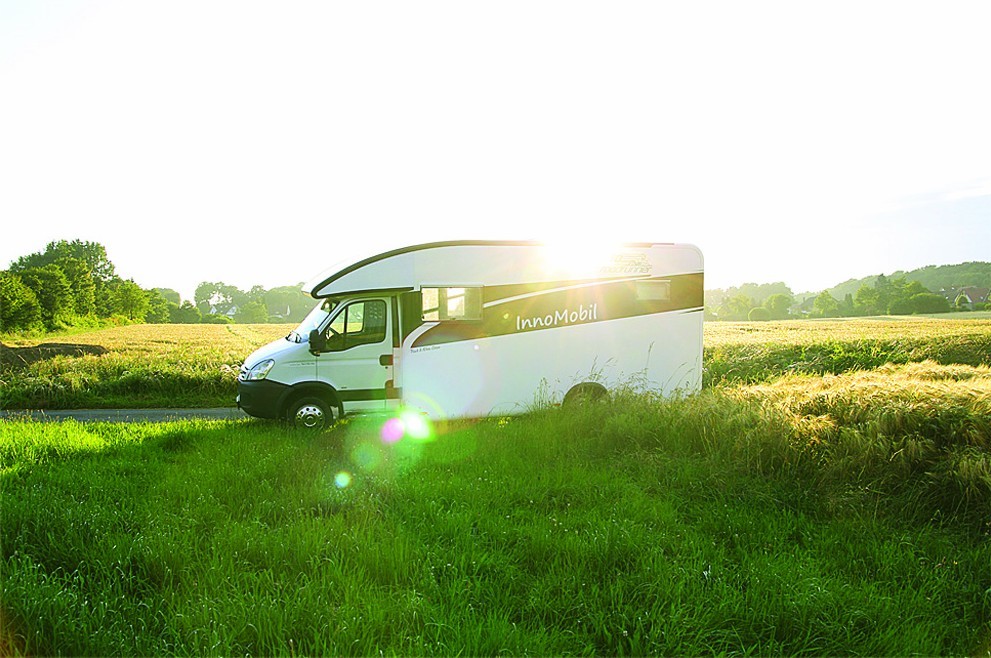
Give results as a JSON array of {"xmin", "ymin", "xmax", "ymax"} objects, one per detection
[{"xmin": 287, "ymin": 395, "xmax": 341, "ymax": 430}]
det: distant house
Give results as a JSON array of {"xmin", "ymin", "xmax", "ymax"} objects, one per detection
[
  {"xmin": 209, "ymin": 304, "xmax": 238, "ymax": 318},
  {"xmin": 941, "ymin": 286, "xmax": 990, "ymax": 308},
  {"xmin": 269, "ymin": 305, "xmax": 293, "ymax": 320}
]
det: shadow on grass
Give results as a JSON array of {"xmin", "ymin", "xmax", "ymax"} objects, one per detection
[{"xmin": 0, "ymin": 342, "xmax": 109, "ymax": 370}]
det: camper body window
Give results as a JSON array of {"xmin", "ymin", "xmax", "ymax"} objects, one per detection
[
  {"xmin": 324, "ymin": 299, "xmax": 387, "ymax": 350},
  {"xmin": 422, "ymin": 287, "xmax": 482, "ymax": 321},
  {"xmin": 636, "ymin": 280, "xmax": 671, "ymax": 301}
]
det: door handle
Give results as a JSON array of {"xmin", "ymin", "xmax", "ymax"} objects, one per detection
[{"xmin": 379, "ymin": 354, "xmax": 394, "ymax": 367}]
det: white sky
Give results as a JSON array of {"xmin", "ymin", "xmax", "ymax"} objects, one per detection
[{"xmin": 2, "ymin": 0, "xmax": 989, "ymax": 301}]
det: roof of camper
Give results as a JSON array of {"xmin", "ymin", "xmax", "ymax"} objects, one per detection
[{"xmin": 303, "ymin": 240, "xmax": 702, "ymax": 298}]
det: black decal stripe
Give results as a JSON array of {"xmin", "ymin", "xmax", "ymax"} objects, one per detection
[
  {"xmin": 411, "ymin": 272, "xmax": 703, "ymax": 348},
  {"xmin": 338, "ymin": 387, "xmax": 402, "ymax": 402},
  {"xmin": 481, "ymin": 277, "xmax": 642, "ymax": 306}
]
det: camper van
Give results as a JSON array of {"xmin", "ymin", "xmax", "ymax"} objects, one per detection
[{"xmin": 236, "ymin": 240, "xmax": 703, "ymax": 428}]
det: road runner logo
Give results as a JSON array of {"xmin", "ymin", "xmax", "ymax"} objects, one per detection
[
  {"xmin": 600, "ymin": 254, "xmax": 650, "ymax": 275},
  {"xmin": 517, "ymin": 303, "xmax": 599, "ymax": 332}
]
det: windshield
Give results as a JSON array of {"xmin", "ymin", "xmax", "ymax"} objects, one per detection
[{"xmin": 287, "ymin": 299, "xmax": 339, "ymax": 342}]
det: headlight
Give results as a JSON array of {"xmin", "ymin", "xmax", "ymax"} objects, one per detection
[{"xmin": 244, "ymin": 359, "xmax": 275, "ymax": 381}]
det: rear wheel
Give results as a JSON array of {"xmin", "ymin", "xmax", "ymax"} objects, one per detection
[
  {"xmin": 563, "ymin": 382, "xmax": 609, "ymax": 407},
  {"xmin": 287, "ymin": 394, "xmax": 341, "ymax": 430}
]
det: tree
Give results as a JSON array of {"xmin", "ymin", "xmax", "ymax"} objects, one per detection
[
  {"xmin": 11, "ymin": 240, "xmax": 117, "ymax": 283},
  {"xmin": 902, "ymin": 280, "xmax": 928, "ymax": 298},
  {"xmin": 11, "ymin": 240, "xmax": 117, "ymax": 318},
  {"xmin": 724, "ymin": 282, "xmax": 793, "ymax": 305},
  {"xmin": 247, "ymin": 285, "xmax": 267, "ymax": 304},
  {"xmin": 170, "ymin": 301, "xmax": 202, "ymax": 324},
  {"xmin": 854, "ymin": 283, "xmax": 881, "ymax": 316},
  {"xmin": 195, "ymin": 283, "xmax": 215, "ymax": 316},
  {"xmin": 717, "ymin": 294, "xmax": 755, "ymax": 321},
  {"xmin": 11, "ymin": 240, "xmax": 115, "ymax": 283},
  {"xmin": 763, "ymin": 293, "xmax": 793, "ymax": 320},
  {"xmin": 264, "ymin": 285, "xmax": 312, "ymax": 321},
  {"xmin": 17, "ymin": 265, "xmax": 74, "ymax": 329},
  {"xmin": 195, "ymin": 281, "xmax": 242, "ymax": 316},
  {"xmin": 145, "ymin": 289, "xmax": 172, "ymax": 324},
  {"xmin": 109, "ymin": 279, "xmax": 150, "ymax": 321},
  {"xmin": 813, "ymin": 290, "xmax": 839, "ymax": 318},
  {"xmin": 153, "ymin": 288, "xmax": 182, "ymax": 306},
  {"xmin": 235, "ymin": 300, "xmax": 269, "ymax": 324},
  {"xmin": 56, "ymin": 256, "xmax": 97, "ymax": 317},
  {"xmin": 0, "ymin": 271, "xmax": 43, "ymax": 332},
  {"xmin": 839, "ymin": 293, "xmax": 855, "ymax": 317}
]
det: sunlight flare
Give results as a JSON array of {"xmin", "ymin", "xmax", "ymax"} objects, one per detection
[{"xmin": 539, "ymin": 239, "xmax": 628, "ymax": 279}]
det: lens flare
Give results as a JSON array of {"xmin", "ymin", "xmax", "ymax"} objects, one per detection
[
  {"xmin": 351, "ymin": 442, "xmax": 381, "ymax": 471},
  {"xmin": 334, "ymin": 471, "xmax": 352, "ymax": 489},
  {"xmin": 378, "ymin": 408, "xmax": 436, "ymax": 445},
  {"xmin": 380, "ymin": 417, "xmax": 405, "ymax": 444},
  {"xmin": 402, "ymin": 392, "xmax": 445, "ymax": 420},
  {"xmin": 540, "ymin": 239, "xmax": 625, "ymax": 279},
  {"xmin": 401, "ymin": 411, "xmax": 433, "ymax": 441}
]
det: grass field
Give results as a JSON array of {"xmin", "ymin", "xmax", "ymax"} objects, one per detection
[
  {"xmin": 1, "ymin": 316, "xmax": 990, "ymax": 654},
  {"xmin": 1, "ymin": 323, "xmax": 292, "ymax": 409},
  {"xmin": 2, "ymin": 379, "xmax": 989, "ymax": 655},
  {"xmin": 704, "ymin": 315, "xmax": 991, "ymax": 386},
  {"xmin": 3, "ymin": 315, "xmax": 990, "ymax": 410}
]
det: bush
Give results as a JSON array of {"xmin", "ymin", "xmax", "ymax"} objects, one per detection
[
  {"xmin": 170, "ymin": 301, "xmax": 202, "ymax": 324},
  {"xmin": 748, "ymin": 307, "xmax": 771, "ymax": 321},
  {"xmin": 890, "ymin": 293, "xmax": 951, "ymax": 315}
]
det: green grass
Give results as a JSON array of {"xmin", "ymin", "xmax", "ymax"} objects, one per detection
[
  {"xmin": 704, "ymin": 317, "xmax": 991, "ymax": 386},
  {"xmin": 1, "ymin": 323, "xmax": 290, "ymax": 409},
  {"xmin": 2, "ymin": 318, "xmax": 990, "ymax": 654},
  {"xmin": 3, "ymin": 317, "xmax": 991, "ymax": 410},
  {"xmin": 3, "ymin": 379, "xmax": 989, "ymax": 655}
]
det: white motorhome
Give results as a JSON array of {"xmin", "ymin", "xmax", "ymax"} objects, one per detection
[{"xmin": 237, "ymin": 240, "xmax": 703, "ymax": 428}]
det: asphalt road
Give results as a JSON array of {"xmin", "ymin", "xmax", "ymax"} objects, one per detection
[{"xmin": 0, "ymin": 408, "xmax": 250, "ymax": 423}]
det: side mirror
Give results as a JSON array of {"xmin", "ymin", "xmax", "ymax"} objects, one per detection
[{"xmin": 308, "ymin": 329, "xmax": 326, "ymax": 354}]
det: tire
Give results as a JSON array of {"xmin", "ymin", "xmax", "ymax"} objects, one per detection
[
  {"xmin": 286, "ymin": 394, "xmax": 341, "ymax": 430},
  {"xmin": 563, "ymin": 382, "xmax": 609, "ymax": 407}
]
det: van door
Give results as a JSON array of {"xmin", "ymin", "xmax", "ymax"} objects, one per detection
[{"xmin": 315, "ymin": 297, "xmax": 393, "ymax": 412}]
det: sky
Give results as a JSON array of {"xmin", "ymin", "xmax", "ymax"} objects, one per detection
[{"xmin": 2, "ymin": 1, "xmax": 989, "ymax": 302}]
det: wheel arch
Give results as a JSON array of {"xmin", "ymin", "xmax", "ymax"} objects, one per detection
[
  {"xmin": 562, "ymin": 381, "xmax": 609, "ymax": 406},
  {"xmin": 280, "ymin": 382, "xmax": 343, "ymax": 419}
]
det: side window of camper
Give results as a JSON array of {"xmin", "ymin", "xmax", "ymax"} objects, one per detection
[
  {"xmin": 636, "ymin": 280, "xmax": 671, "ymax": 301},
  {"xmin": 422, "ymin": 287, "xmax": 482, "ymax": 321},
  {"xmin": 324, "ymin": 300, "xmax": 388, "ymax": 350}
]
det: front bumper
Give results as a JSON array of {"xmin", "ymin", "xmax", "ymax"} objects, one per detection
[{"xmin": 237, "ymin": 379, "xmax": 290, "ymax": 420}]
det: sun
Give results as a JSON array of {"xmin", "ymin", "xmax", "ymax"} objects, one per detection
[{"xmin": 538, "ymin": 238, "xmax": 627, "ymax": 279}]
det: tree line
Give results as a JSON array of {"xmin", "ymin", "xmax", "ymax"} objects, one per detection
[
  {"xmin": 704, "ymin": 274, "xmax": 969, "ymax": 321},
  {"xmin": 4, "ymin": 239, "xmax": 982, "ymax": 333},
  {"xmin": 1, "ymin": 240, "xmax": 314, "ymax": 333}
]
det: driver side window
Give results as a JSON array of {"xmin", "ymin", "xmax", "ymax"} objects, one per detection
[{"xmin": 324, "ymin": 300, "xmax": 387, "ymax": 351}]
